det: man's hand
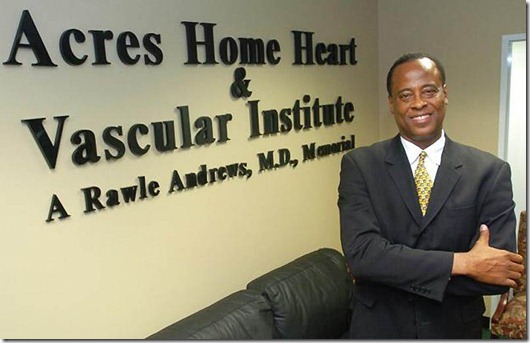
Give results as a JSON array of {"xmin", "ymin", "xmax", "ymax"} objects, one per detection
[{"xmin": 453, "ymin": 225, "xmax": 524, "ymax": 288}]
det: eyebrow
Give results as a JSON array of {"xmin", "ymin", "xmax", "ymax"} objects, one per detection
[{"xmin": 396, "ymin": 83, "xmax": 439, "ymax": 94}]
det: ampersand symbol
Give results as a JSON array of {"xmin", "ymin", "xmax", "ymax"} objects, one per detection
[{"xmin": 230, "ymin": 67, "xmax": 252, "ymax": 98}]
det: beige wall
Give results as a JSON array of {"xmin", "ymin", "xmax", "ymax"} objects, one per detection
[
  {"xmin": 378, "ymin": 0, "xmax": 526, "ymax": 155},
  {"xmin": 0, "ymin": 0, "xmax": 378, "ymax": 338}
]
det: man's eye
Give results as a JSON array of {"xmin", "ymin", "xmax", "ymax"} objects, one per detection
[
  {"xmin": 399, "ymin": 93, "xmax": 412, "ymax": 101},
  {"xmin": 422, "ymin": 88, "xmax": 438, "ymax": 97}
]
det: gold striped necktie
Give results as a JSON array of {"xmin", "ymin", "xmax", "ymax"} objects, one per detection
[{"xmin": 414, "ymin": 151, "xmax": 433, "ymax": 216}]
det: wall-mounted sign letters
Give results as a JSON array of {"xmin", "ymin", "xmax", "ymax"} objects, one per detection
[
  {"xmin": 4, "ymin": 10, "xmax": 357, "ymax": 68},
  {"xmin": 4, "ymin": 10, "xmax": 359, "ymax": 223}
]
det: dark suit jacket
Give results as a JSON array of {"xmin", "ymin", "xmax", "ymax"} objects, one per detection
[{"xmin": 338, "ymin": 134, "xmax": 516, "ymax": 339}]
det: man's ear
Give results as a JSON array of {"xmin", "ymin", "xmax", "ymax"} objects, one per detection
[{"xmin": 443, "ymin": 84, "xmax": 448, "ymax": 104}]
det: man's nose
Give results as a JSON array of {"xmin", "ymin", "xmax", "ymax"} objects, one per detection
[{"xmin": 411, "ymin": 93, "xmax": 427, "ymax": 109}]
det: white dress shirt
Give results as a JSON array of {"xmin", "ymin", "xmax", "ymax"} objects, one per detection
[{"xmin": 400, "ymin": 131, "xmax": 446, "ymax": 182}]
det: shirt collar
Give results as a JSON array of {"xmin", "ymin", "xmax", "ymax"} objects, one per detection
[{"xmin": 400, "ymin": 130, "xmax": 445, "ymax": 166}]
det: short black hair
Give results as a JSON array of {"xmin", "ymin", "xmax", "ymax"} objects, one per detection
[{"xmin": 386, "ymin": 52, "xmax": 446, "ymax": 96}]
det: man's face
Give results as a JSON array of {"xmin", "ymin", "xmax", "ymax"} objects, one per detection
[{"xmin": 388, "ymin": 58, "xmax": 448, "ymax": 149}]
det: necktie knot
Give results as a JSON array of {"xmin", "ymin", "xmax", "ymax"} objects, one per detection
[
  {"xmin": 418, "ymin": 151, "xmax": 427, "ymax": 164},
  {"xmin": 414, "ymin": 151, "xmax": 433, "ymax": 216}
]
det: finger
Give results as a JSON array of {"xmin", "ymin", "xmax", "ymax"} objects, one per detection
[
  {"xmin": 510, "ymin": 253, "xmax": 524, "ymax": 263},
  {"xmin": 478, "ymin": 224, "xmax": 490, "ymax": 245},
  {"xmin": 507, "ymin": 270, "xmax": 522, "ymax": 280},
  {"xmin": 499, "ymin": 277, "xmax": 518, "ymax": 288},
  {"xmin": 507, "ymin": 281, "xmax": 517, "ymax": 288},
  {"xmin": 510, "ymin": 262, "xmax": 525, "ymax": 273}
]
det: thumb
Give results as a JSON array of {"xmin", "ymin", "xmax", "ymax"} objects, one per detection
[{"xmin": 477, "ymin": 224, "xmax": 490, "ymax": 246}]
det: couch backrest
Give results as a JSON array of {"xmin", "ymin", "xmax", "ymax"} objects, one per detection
[
  {"xmin": 246, "ymin": 248, "xmax": 353, "ymax": 339},
  {"xmin": 146, "ymin": 290, "xmax": 273, "ymax": 340}
]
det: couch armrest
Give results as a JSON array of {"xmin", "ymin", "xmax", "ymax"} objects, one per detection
[
  {"xmin": 146, "ymin": 290, "xmax": 273, "ymax": 340},
  {"xmin": 491, "ymin": 291, "xmax": 510, "ymax": 324},
  {"xmin": 247, "ymin": 248, "xmax": 354, "ymax": 339}
]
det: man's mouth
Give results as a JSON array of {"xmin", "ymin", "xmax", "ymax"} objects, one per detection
[
  {"xmin": 411, "ymin": 114, "xmax": 431, "ymax": 120},
  {"xmin": 409, "ymin": 113, "xmax": 432, "ymax": 125}
]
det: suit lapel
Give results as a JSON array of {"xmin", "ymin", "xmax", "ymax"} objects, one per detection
[
  {"xmin": 385, "ymin": 136, "xmax": 423, "ymax": 226},
  {"xmin": 421, "ymin": 137, "xmax": 463, "ymax": 230},
  {"xmin": 384, "ymin": 135, "xmax": 464, "ymax": 231}
]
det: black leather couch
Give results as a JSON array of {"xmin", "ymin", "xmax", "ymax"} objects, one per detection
[{"xmin": 147, "ymin": 248, "xmax": 354, "ymax": 339}]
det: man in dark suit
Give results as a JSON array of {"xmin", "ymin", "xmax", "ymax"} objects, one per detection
[{"xmin": 338, "ymin": 52, "xmax": 524, "ymax": 339}]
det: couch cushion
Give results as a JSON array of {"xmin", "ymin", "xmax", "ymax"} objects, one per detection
[
  {"xmin": 146, "ymin": 290, "xmax": 273, "ymax": 340},
  {"xmin": 491, "ymin": 293, "xmax": 527, "ymax": 339},
  {"xmin": 246, "ymin": 248, "xmax": 353, "ymax": 339}
]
